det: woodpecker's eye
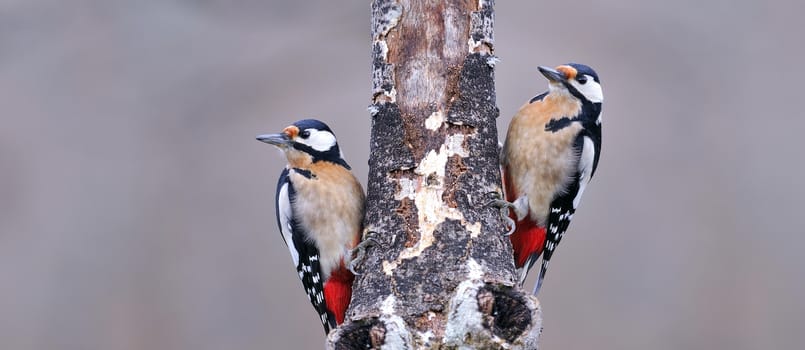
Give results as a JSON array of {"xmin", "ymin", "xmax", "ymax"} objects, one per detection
[
  {"xmin": 577, "ymin": 76, "xmax": 588, "ymax": 84},
  {"xmin": 299, "ymin": 130, "xmax": 310, "ymax": 138}
]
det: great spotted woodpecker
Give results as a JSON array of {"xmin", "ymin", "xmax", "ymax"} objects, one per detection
[
  {"xmin": 257, "ymin": 119, "xmax": 365, "ymax": 334},
  {"xmin": 498, "ymin": 63, "xmax": 603, "ymax": 294}
]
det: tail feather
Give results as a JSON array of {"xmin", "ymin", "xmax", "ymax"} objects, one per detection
[
  {"xmin": 322, "ymin": 262, "xmax": 354, "ymax": 333},
  {"xmin": 533, "ymin": 259, "xmax": 549, "ymax": 295},
  {"xmin": 510, "ymin": 222, "xmax": 546, "ymax": 284}
]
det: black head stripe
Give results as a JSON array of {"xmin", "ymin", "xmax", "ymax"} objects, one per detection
[
  {"xmin": 562, "ymin": 82, "xmax": 590, "ymax": 102},
  {"xmin": 292, "ymin": 142, "xmax": 351, "ymax": 169},
  {"xmin": 293, "ymin": 119, "xmax": 335, "ymax": 134},
  {"xmin": 566, "ymin": 63, "xmax": 600, "ymax": 83}
]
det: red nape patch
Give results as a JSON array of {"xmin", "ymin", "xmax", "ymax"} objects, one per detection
[
  {"xmin": 510, "ymin": 220, "xmax": 546, "ymax": 269},
  {"xmin": 323, "ymin": 263, "xmax": 354, "ymax": 325}
]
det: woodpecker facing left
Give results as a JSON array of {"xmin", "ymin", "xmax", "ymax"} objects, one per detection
[
  {"xmin": 257, "ymin": 119, "xmax": 365, "ymax": 334},
  {"xmin": 498, "ymin": 63, "xmax": 603, "ymax": 295}
]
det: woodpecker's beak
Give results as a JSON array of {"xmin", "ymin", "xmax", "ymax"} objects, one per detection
[
  {"xmin": 256, "ymin": 133, "xmax": 292, "ymax": 147},
  {"xmin": 538, "ymin": 66, "xmax": 566, "ymax": 82}
]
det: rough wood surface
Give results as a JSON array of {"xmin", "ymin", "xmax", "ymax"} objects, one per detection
[{"xmin": 328, "ymin": 1, "xmax": 542, "ymax": 348}]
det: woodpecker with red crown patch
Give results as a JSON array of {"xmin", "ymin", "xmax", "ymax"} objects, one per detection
[
  {"xmin": 257, "ymin": 119, "xmax": 366, "ymax": 334},
  {"xmin": 495, "ymin": 63, "xmax": 603, "ymax": 295}
]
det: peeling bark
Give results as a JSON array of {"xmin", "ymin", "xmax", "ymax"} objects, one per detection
[{"xmin": 328, "ymin": 1, "xmax": 542, "ymax": 348}]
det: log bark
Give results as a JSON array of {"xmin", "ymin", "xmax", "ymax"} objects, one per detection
[{"xmin": 328, "ymin": 1, "xmax": 542, "ymax": 348}]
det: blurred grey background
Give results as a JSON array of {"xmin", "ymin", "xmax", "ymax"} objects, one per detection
[{"xmin": 2, "ymin": 0, "xmax": 804, "ymax": 349}]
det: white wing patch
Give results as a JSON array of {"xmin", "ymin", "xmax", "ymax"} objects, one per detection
[
  {"xmin": 277, "ymin": 181, "xmax": 300, "ymax": 267},
  {"xmin": 573, "ymin": 136, "xmax": 596, "ymax": 209}
]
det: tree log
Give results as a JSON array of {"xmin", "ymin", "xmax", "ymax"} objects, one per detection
[{"xmin": 328, "ymin": 1, "xmax": 542, "ymax": 348}]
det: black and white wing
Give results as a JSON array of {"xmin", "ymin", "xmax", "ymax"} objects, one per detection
[
  {"xmin": 275, "ymin": 168, "xmax": 337, "ymax": 333},
  {"xmin": 535, "ymin": 125, "xmax": 600, "ymax": 294}
]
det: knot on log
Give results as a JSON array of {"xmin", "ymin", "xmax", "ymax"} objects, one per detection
[
  {"xmin": 444, "ymin": 261, "xmax": 542, "ymax": 349},
  {"xmin": 477, "ymin": 285, "xmax": 534, "ymax": 342},
  {"xmin": 331, "ymin": 319, "xmax": 386, "ymax": 350}
]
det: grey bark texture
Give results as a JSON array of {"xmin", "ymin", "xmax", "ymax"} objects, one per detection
[{"xmin": 327, "ymin": 1, "xmax": 542, "ymax": 349}]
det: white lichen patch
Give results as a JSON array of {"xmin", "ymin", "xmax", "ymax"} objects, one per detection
[
  {"xmin": 382, "ymin": 260, "xmax": 398, "ymax": 276},
  {"xmin": 418, "ymin": 330, "xmax": 434, "ymax": 348},
  {"xmin": 414, "ymin": 313, "xmax": 437, "ymax": 347},
  {"xmin": 399, "ymin": 145, "xmax": 460, "ymax": 261},
  {"xmin": 445, "ymin": 134, "xmax": 469, "ymax": 157},
  {"xmin": 368, "ymin": 104, "xmax": 380, "ymax": 116},
  {"xmin": 468, "ymin": 37, "xmax": 493, "ymax": 54},
  {"xmin": 417, "ymin": 145, "xmax": 450, "ymax": 178},
  {"xmin": 486, "ymin": 55, "xmax": 501, "ymax": 68},
  {"xmin": 394, "ymin": 177, "xmax": 417, "ymax": 201},
  {"xmin": 379, "ymin": 295, "xmax": 414, "ymax": 350},
  {"xmin": 381, "ymin": 294, "xmax": 397, "ymax": 315},
  {"xmin": 383, "ymin": 87, "xmax": 397, "ymax": 103},
  {"xmin": 376, "ymin": 4, "xmax": 402, "ymax": 38},
  {"xmin": 425, "ymin": 110, "xmax": 445, "ymax": 131},
  {"xmin": 467, "ymin": 221, "xmax": 482, "ymax": 238},
  {"xmin": 467, "ymin": 258, "xmax": 484, "ymax": 280},
  {"xmin": 376, "ymin": 40, "xmax": 389, "ymax": 60},
  {"xmin": 444, "ymin": 259, "xmax": 485, "ymax": 345},
  {"xmin": 385, "ymin": 131, "xmax": 481, "ymax": 271},
  {"xmin": 467, "ymin": 37, "xmax": 483, "ymax": 54}
]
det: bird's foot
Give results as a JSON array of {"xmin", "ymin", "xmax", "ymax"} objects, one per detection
[
  {"xmin": 485, "ymin": 191, "xmax": 517, "ymax": 236},
  {"xmin": 348, "ymin": 235, "xmax": 379, "ymax": 275}
]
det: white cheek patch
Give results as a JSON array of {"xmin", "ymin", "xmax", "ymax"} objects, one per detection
[
  {"xmin": 299, "ymin": 129, "xmax": 337, "ymax": 152},
  {"xmin": 572, "ymin": 75, "xmax": 603, "ymax": 103}
]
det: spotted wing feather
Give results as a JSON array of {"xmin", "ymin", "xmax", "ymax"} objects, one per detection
[
  {"xmin": 275, "ymin": 168, "xmax": 337, "ymax": 334},
  {"xmin": 534, "ymin": 117, "xmax": 600, "ymax": 291}
]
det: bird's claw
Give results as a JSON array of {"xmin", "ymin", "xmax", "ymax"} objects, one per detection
[
  {"xmin": 485, "ymin": 190, "xmax": 504, "ymax": 201},
  {"xmin": 501, "ymin": 215, "xmax": 516, "ymax": 236},
  {"xmin": 348, "ymin": 236, "xmax": 379, "ymax": 275},
  {"xmin": 485, "ymin": 192, "xmax": 517, "ymax": 236}
]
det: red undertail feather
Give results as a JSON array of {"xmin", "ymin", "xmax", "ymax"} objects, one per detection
[
  {"xmin": 323, "ymin": 261, "xmax": 354, "ymax": 325},
  {"xmin": 503, "ymin": 167, "xmax": 547, "ymax": 269},
  {"xmin": 511, "ymin": 220, "xmax": 546, "ymax": 268}
]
